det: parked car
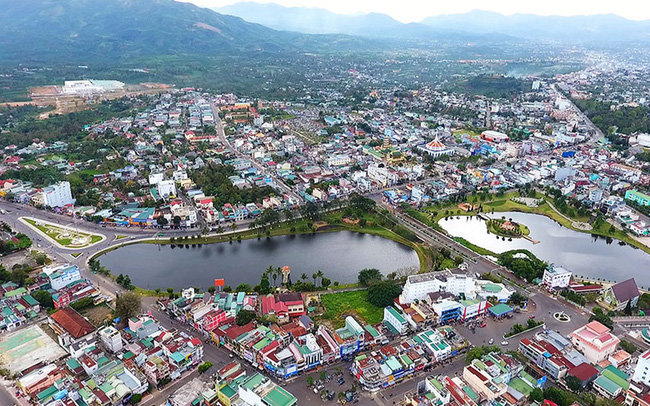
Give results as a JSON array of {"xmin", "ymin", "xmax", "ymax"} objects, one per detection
[
  {"xmin": 488, "ymin": 338, "xmax": 494, "ymax": 344},
  {"xmin": 501, "ymin": 341, "xmax": 509, "ymax": 346}
]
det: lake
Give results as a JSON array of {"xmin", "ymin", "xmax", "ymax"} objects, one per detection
[
  {"xmin": 441, "ymin": 211, "xmax": 650, "ymax": 285},
  {"xmin": 98, "ymin": 231, "xmax": 420, "ymax": 290}
]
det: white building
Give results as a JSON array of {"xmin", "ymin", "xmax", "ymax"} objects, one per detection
[
  {"xmin": 157, "ymin": 180, "xmax": 177, "ymax": 199},
  {"xmin": 542, "ymin": 265, "xmax": 572, "ymax": 289},
  {"xmin": 149, "ymin": 172, "xmax": 164, "ymax": 185},
  {"xmin": 475, "ymin": 281, "xmax": 513, "ymax": 302},
  {"xmin": 99, "ymin": 326, "xmax": 123, "ymax": 353},
  {"xmin": 383, "ymin": 306, "xmax": 408, "ymax": 335},
  {"xmin": 44, "ymin": 264, "xmax": 82, "ymax": 290},
  {"xmin": 632, "ymin": 350, "xmax": 650, "ymax": 385},
  {"xmin": 399, "ymin": 270, "xmax": 476, "ymax": 304},
  {"xmin": 62, "ymin": 80, "xmax": 104, "ymax": 95},
  {"xmin": 327, "ymin": 154, "xmax": 352, "ymax": 167},
  {"xmin": 42, "ymin": 181, "xmax": 75, "ymax": 208}
]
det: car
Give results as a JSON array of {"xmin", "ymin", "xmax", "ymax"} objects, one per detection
[
  {"xmin": 529, "ymin": 315, "xmax": 536, "ymax": 319},
  {"xmin": 480, "ymin": 322, "xmax": 487, "ymax": 328},
  {"xmin": 501, "ymin": 341, "xmax": 509, "ymax": 346},
  {"xmin": 488, "ymin": 338, "xmax": 494, "ymax": 344}
]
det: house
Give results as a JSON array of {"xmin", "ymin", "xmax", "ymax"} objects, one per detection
[
  {"xmin": 632, "ymin": 349, "xmax": 650, "ymax": 386},
  {"xmin": 274, "ymin": 292, "xmax": 305, "ymax": 318},
  {"xmin": 383, "ymin": 306, "xmax": 408, "ymax": 335},
  {"xmin": 542, "ymin": 265, "xmax": 572, "ymax": 290},
  {"xmin": 49, "ymin": 307, "xmax": 96, "ymax": 350},
  {"xmin": 567, "ymin": 363, "xmax": 599, "ymax": 388},
  {"xmin": 570, "ymin": 321, "xmax": 620, "ymax": 364},
  {"xmin": 602, "ymin": 278, "xmax": 640, "ymax": 311}
]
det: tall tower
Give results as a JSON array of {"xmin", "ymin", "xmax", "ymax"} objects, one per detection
[{"xmin": 282, "ymin": 266, "xmax": 291, "ymax": 285}]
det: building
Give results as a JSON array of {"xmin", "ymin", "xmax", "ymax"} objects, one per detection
[
  {"xmin": 44, "ymin": 264, "xmax": 82, "ymax": 290},
  {"xmin": 157, "ymin": 179, "xmax": 177, "ymax": 199},
  {"xmin": 399, "ymin": 270, "xmax": 475, "ymax": 304},
  {"xmin": 625, "ymin": 190, "xmax": 650, "ymax": 206},
  {"xmin": 274, "ymin": 292, "xmax": 305, "ymax": 318},
  {"xmin": 542, "ymin": 265, "xmax": 572, "ymax": 290},
  {"xmin": 418, "ymin": 137, "xmax": 455, "ymax": 158},
  {"xmin": 99, "ymin": 326, "xmax": 123, "ymax": 353},
  {"xmin": 49, "ymin": 307, "xmax": 96, "ymax": 350},
  {"xmin": 570, "ymin": 321, "xmax": 620, "ymax": 364},
  {"xmin": 481, "ymin": 130, "xmax": 510, "ymax": 143},
  {"xmin": 633, "ymin": 350, "xmax": 650, "ymax": 386},
  {"xmin": 603, "ymin": 278, "xmax": 640, "ymax": 311},
  {"xmin": 383, "ymin": 306, "xmax": 408, "ymax": 335},
  {"xmin": 41, "ymin": 181, "xmax": 75, "ymax": 208}
]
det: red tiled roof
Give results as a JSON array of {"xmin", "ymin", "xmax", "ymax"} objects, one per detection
[
  {"xmin": 568, "ymin": 362, "xmax": 599, "ymax": 382},
  {"xmin": 50, "ymin": 307, "xmax": 95, "ymax": 338}
]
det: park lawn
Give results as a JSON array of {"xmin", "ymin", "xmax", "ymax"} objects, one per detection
[
  {"xmin": 90, "ymin": 235, "xmax": 104, "ymax": 244},
  {"xmin": 23, "ymin": 217, "xmax": 102, "ymax": 246},
  {"xmin": 115, "ymin": 235, "xmax": 129, "ymax": 240},
  {"xmin": 320, "ymin": 290, "xmax": 383, "ymax": 328}
]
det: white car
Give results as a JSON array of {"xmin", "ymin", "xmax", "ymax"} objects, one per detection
[
  {"xmin": 488, "ymin": 338, "xmax": 494, "ymax": 344},
  {"xmin": 501, "ymin": 341, "xmax": 509, "ymax": 346}
]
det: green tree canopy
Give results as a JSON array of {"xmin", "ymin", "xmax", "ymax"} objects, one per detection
[
  {"xmin": 358, "ymin": 268, "xmax": 383, "ymax": 286},
  {"xmin": 367, "ymin": 281, "xmax": 402, "ymax": 307},
  {"xmin": 115, "ymin": 291, "xmax": 141, "ymax": 321}
]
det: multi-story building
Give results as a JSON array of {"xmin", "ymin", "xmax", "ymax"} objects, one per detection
[
  {"xmin": 41, "ymin": 181, "xmax": 75, "ymax": 208},
  {"xmin": 99, "ymin": 326, "xmax": 123, "ymax": 353},
  {"xmin": 625, "ymin": 190, "xmax": 650, "ymax": 206},
  {"xmin": 542, "ymin": 265, "xmax": 572, "ymax": 289},
  {"xmin": 570, "ymin": 321, "xmax": 620, "ymax": 364},
  {"xmin": 400, "ymin": 270, "xmax": 476, "ymax": 304},
  {"xmin": 633, "ymin": 349, "xmax": 650, "ymax": 386},
  {"xmin": 383, "ymin": 306, "xmax": 408, "ymax": 335},
  {"xmin": 44, "ymin": 264, "xmax": 82, "ymax": 290}
]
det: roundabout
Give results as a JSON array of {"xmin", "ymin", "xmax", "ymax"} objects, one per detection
[{"xmin": 553, "ymin": 311, "xmax": 571, "ymax": 323}]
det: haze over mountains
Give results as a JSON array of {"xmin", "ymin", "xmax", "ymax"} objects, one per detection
[
  {"xmin": 2, "ymin": 0, "xmax": 649, "ymax": 66},
  {"xmin": 217, "ymin": 2, "xmax": 650, "ymax": 43}
]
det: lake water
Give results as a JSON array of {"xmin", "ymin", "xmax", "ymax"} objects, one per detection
[
  {"xmin": 98, "ymin": 231, "xmax": 420, "ymax": 290},
  {"xmin": 441, "ymin": 211, "xmax": 650, "ymax": 285}
]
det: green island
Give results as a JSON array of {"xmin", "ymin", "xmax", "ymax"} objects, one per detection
[
  {"xmin": 403, "ymin": 189, "xmax": 650, "ymax": 255},
  {"xmin": 21, "ymin": 217, "xmax": 104, "ymax": 248},
  {"xmin": 486, "ymin": 217, "xmax": 530, "ymax": 238}
]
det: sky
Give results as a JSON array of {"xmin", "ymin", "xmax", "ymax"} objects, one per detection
[{"xmin": 179, "ymin": 0, "xmax": 650, "ymax": 23}]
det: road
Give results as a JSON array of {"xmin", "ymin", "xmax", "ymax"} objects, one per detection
[{"xmin": 210, "ymin": 101, "xmax": 302, "ymax": 204}]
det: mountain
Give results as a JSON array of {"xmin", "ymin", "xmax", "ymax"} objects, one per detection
[
  {"xmin": 215, "ymin": 2, "xmax": 404, "ymax": 37},
  {"xmin": 0, "ymin": 0, "xmax": 374, "ymax": 64},
  {"xmin": 420, "ymin": 10, "xmax": 650, "ymax": 43}
]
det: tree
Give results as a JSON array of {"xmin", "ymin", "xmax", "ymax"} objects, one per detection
[
  {"xmin": 115, "ymin": 292, "xmax": 141, "ymax": 321},
  {"xmin": 173, "ymin": 216, "xmax": 181, "ymax": 227},
  {"xmin": 154, "ymin": 288, "xmax": 161, "ymax": 296},
  {"xmin": 358, "ymin": 268, "xmax": 383, "ymax": 286},
  {"xmin": 624, "ymin": 300, "xmax": 633, "ymax": 316},
  {"xmin": 236, "ymin": 309, "xmax": 257, "ymax": 326},
  {"xmin": 32, "ymin": 290, "xmax": 53, "ymax": 309},
  {"xmin": 367, "ymin": 281, "xmax": 402, "ymax": 307},
  {"xmin": 590, "ymin": 307, "xmax": 614, "ymax": 331},
  {"xmin": 230, "ymin": 223, "xmax": 238, "ymax": 232},
  {"xmin": 321, "ymin": 277, "xmax": 331, "ymax": 289},
  {"xmin": 198, "ymin": 362, "xmax": 213, "ymax": 374},
  {"xmin": 236, "ymin": 283, "xmax": 252, "ymax": 292},
  {"xmin": 620, "ymin": 339, "xmax": 637, "ymax": 354},
  {"xmin": 529, "ymin": 388, "xmax": 543, "ymax": 403},
  {"xmin": 207, "ymin": 286, "xmax": 216, "ymax": 294},
  {"xmin": 465, "ymin": 345, "xmax": 501, "ymax": 365},
  {"xmin": 306, "ymin": 376, "xmax": 314, "ymax": 387},
  {"xmin": 156, "ymin": 217, "xmax": 168, "ymax": 227},
  {"xmin": 315, "ymin": 270, "xmax": 324, "ymax": 287},
  {"xmin": 312, "ymin": 272, "xmax": 318, "ymax": 286},
  {"xmin": 301, "ymin": 273, "xmax": 308, "ymax": 281},
  {"xmin": 565, "ymin": 374, "xmax": 583, "ymax": 392}
]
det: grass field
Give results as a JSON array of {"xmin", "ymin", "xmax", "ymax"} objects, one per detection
[
  {"xmin": 320, "ymin": 290, "xmax": 383, "ymax": 328},
  {"xmin": 22, "ymin": 217, "xmax": 103, "ymax": 247}
]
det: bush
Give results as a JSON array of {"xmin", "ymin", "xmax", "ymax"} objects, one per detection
[
  {"xmin": 130, "ymin": 393, "xmax": 143, "ymax": 404},
  {"xmin": 70, "ymin": 296, "xmax": 95, "ymax": 311},
  {"xmin": 198, "ymin": 362, "xmax": 213, "ymax": 374}
]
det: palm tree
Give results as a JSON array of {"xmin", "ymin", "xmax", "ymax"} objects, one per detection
[
  {"xmin": 312, "ymin": 272, "xmax": 318, "ymax": 286},
  {"xmin": 216, "ymin": 225, "xmax": 224, "ymax": 235},
  {"xmin": 301, "ymin": 273, "xmax": 308, "ymax": 281},
  {"xmin": 265, "ymin": 265, "xmax": 275, "ymax": 281},
  {"xmin": 230, "ymin": 222, "xmax": 237, "ymax": 232},
  {"xmin": 271, "ymin": 270, "xmax": 278, "ymax": 286},
  {"xmin": 315, "ymin": 270, "xmax": 324, "ymax": 287}
]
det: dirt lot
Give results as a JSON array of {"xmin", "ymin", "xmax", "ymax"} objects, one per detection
[{"xmin": 80, "ymin": 305, "xmax": 113, "ymax": 327}]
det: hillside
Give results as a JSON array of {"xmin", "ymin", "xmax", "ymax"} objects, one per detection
[{"xmin": 0, "ymin": 0, "xmax": 372, "ymax": 64}]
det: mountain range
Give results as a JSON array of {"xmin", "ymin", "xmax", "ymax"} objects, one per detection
[
  {"xmin": 216, "ymin": 2, "xmax": 650, "ymax": 43},
  {"xmin": 0, "ymin": 0, "xmax": 375, "ymax": 64}
]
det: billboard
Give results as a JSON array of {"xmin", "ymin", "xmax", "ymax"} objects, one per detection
[{"xmin": 215, "ymin": 279, "xmax": 225, "ymax": 287}]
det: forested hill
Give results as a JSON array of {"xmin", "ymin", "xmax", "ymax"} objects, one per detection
[{"xmin": 0, "ymin": 0, "xmax": 374, "ymax": 64}]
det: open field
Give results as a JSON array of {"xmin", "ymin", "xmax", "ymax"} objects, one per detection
[
  {"xmin": 0, "ymin": 325, "xmax": 67, "ymax": 374},
  {"xmin": 79, "ymin": 304, "xmax": 113, "ymax": 327},
  {"xmin": 21, "ymin": 217, "xmax": 104, "ymax": 248},
  {"xmin": 320, "ymin": 290, "xmax": 383, "ymax": 329}
]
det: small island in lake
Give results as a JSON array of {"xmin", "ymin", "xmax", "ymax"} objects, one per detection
[{"xmin": 486, "ymin": 217, "xmax": 530, "ymax": 238}]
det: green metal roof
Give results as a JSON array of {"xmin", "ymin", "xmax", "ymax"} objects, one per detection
[
  {"xmin": 386, "ymin": 307, "xmax": 406, "ymax": 323},
  {"xmin": 594, "ymin": 376, "xmax": 622, "ymax": 395},
  {"xmin": 220, "ymin": 384, "xmax": 237, "ymax": 398},
  {"xmin": 488, "ymin": 303, "xmax": 513, "ymax": 316}
]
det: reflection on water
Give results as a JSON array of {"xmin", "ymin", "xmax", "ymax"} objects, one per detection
[
  {"xmin": 100, "ymin": 231, "xmax": 419, "ymax": 290},
  {"xmin": 442, "ymin": 212, "xmax": 649, "ymax": 284}
]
